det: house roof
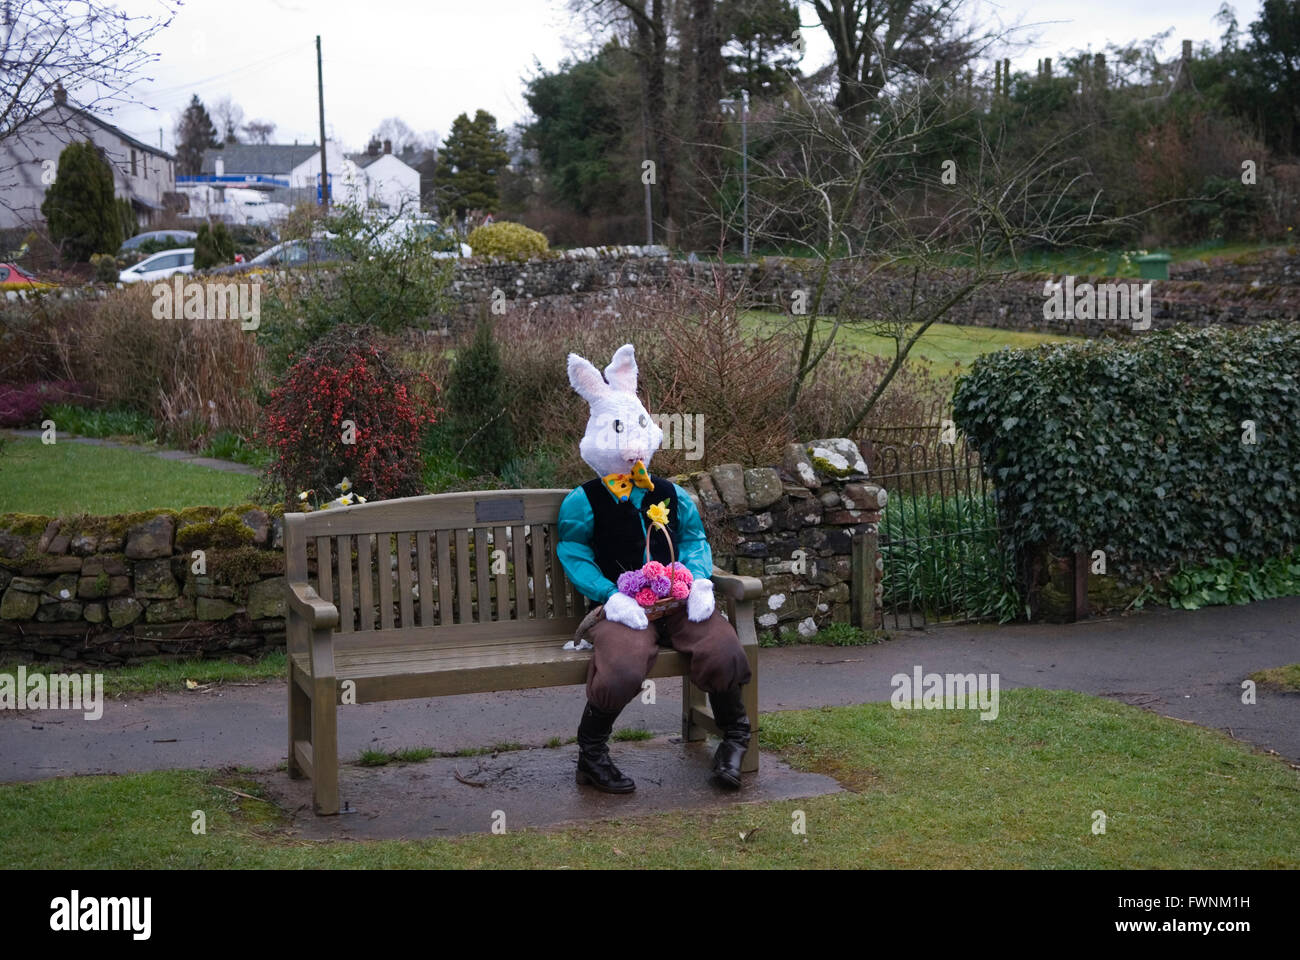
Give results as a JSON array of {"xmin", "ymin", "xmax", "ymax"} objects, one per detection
[
  {"xmin": 347, "ymin": 152, "xmax": 383, "ymax": 169},
  {"xmin": 199, "ymin": 143, "xmax": 319, "ymax": 176},
  {"xmin": 25, "ymin": 102, "xmax": 173, "ymax": 160}
]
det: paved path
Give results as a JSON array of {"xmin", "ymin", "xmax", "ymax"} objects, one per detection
[
  {"xmin": 4, "ymin": 597, "xmax": 1298, "ymax": 783},
  {"xmin": 6, "ymin": 430, "xmax": 258, "ymax": 474}
]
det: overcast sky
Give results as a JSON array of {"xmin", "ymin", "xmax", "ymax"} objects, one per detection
[{"xmin": 100, "ymin": 0, "xmax": 1249, "ymax": 155}]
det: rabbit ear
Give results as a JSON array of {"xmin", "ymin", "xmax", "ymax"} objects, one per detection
[
  {"xmin": 567, "ymin": 353, "xmax": 610, "ymax": 404},
  {"xmin": 604, "ymin": 343, "xmax": 638, "ymax": 394}
]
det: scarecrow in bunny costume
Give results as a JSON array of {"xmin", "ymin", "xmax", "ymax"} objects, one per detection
[{"xmin": 557, "ymin": 344, "xmax": 753, "ymax": 793}]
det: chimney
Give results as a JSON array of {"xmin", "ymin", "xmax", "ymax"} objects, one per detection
[
  {"xmin": 53, "ymin": 82, "xmax": 67, "ymax": 105},
  {"xmin": 1182, "ymin": 39, "xmax": 1192, "ymax": 61},
  {"xmin": 383, "ymin": 139, "xmax": 392, "ymax": 155}
]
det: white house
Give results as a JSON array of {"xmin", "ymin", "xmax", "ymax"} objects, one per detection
[
  {"xmin": 185, "ymin": 142, "xmax": 369, "ymax": 217},
  {"xmin": 0, "ymin": 84, "xmax": 176, "ymax": 230},
  {"xmin": 347, "ymin": 139, "xmax": 421, "ymax": 214}
]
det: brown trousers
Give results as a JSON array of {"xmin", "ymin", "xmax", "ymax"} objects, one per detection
[{"xmin": 584, "ymin": 604, "xmax": 752, "ymax": 714}]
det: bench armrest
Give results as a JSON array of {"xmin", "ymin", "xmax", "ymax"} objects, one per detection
[
  {"xmin": 711, "ymin": 568, "xmax": 761, "ymax": 602},
  {"xmin": 287, "ymin": 580, "xmax": 339, "ymax": 631}
]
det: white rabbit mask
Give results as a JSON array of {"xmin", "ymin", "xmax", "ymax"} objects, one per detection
[{"xmin": 567, "ymin": 344, "xmax": 664, "ymax": 482}]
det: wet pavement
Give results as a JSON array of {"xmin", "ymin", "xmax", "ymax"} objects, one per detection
[
  {"xmin": 256, "ymin": 738, "xmax": 841, "ymax": 840},
  {"xmin": 2, "ymin": 598, "xmax": 1297, "ymax": 836}
]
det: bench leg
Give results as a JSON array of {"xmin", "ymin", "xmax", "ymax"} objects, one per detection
[
  {"xmin": 287, "ymin": 670, "xmax": 310, "ymax": 780},
  {"xmin": 741, "ymin": 645, "xmax": 759, "ymax": 774},
  {"xmin": 311, "ymin": 678, "xmax": 340, "ymax": 815},
  {"xmin": 681, "ymin": 672, "xmax": 708, "ymax": 742}
]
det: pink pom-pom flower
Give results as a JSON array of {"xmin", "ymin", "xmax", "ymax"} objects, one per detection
[
  {"xmin": 670, "ymin": 579, "xmax": 691, "ymax": 600},
  {"xmin": 634, "ymin": 587, "xmax": 659, "ymax": 607},
  {"xmin": 669, "ymin": 562, "xmax": 693, "ymax": 584},
  {"xmin": 642, "ymin": 560, "xmax": 667, "ymax": 580}
]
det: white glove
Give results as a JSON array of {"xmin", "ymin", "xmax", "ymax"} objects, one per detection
[
  {"xmin": 687, "ymin": 579, "xmax": 715, "ymax": 622},
  {"xmin": 603, "ymin": 590, "xmax": 649, "ymax": 630}
]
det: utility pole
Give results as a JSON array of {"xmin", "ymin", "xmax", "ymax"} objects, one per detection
[
  {"xmin": 719, "ymin": 88, "xmax": 750, "ymax": 258},
  {"xmin": 316, "ymin": 35, "xmax": 329, "ymax": 210},
  {"xmin": 741, "ymin": 88, "xmax": 749, "ymax": 258}
]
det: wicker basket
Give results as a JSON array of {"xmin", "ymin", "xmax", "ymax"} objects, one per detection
[{"xmin": 640, "ymin": 522, "xmax": 686, "ymax": 621}]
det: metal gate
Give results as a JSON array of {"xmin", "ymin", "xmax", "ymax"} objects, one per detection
[{"xmin": 860, "ymin": 425, "xmax": 1018, "ymax": 628}]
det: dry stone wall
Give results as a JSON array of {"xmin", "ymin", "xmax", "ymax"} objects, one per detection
[
  {"xmin": 0, "ymin": 507, "xmax": 286, "ymax": 665},
  {"xmin": 674, "ymin": 437, "xmax": 886, "ymax": 643}
]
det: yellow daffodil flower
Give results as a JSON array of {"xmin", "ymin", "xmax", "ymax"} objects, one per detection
[{"xmin": 647, "ymin": 500, "xmax": 670, "ymax": 526}]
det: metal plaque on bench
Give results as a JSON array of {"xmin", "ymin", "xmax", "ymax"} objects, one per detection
[{"xmin": 475, "ymin": 497, "xmax": 526, "ymax": 524}]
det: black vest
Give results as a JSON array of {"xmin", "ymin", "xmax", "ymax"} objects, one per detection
[{"xmin": 581, "ymin": 476, "xmax": 680, "ymax": 594}]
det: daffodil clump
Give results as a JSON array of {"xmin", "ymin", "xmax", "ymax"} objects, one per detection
[{"xmin": 295, "ymin": 477, "xmax": 369, "ymax": 512}]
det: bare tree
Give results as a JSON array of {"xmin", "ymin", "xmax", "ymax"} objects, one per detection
[
  {"xmin": 808, "ymin": 0, "xmax": 983, "ymax": 126},
  {"xmin": 705, "ymin": 69, "xmax": 1137, "ymax": 430},
  {"xmin": 212, "ymin": 96, "xmax": 244, "ymax": 144},
  {"xmin": 242, "ymin": 119, "xmax": 277, "ymax": 144},
  {"xmin": 0, "ymin": 0, "xmax": 177, "ymax": 211},
  {"xmin": 371, "ymin": 116, "xmax": 424, "ymax": 154},
  {"xmin": 568, "ymin": 0, "xmax": 675, "ymax": 238}
]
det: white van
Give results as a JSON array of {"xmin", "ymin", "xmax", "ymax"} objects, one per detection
[{"xmin": 118, "ymin": 247, "xmax": 196, "ymax": 283}]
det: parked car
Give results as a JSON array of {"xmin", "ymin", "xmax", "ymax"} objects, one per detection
[
  {"xmin": 118, "ymin": 248, "xmax": 195, "ymax": 283},
  {"xmin": 207, "ymin": 235, "xmax": 343, "ymax": 275},
  {"xmin": 366, "ymin": 218, "xmax": 471, "ymax": 258},
  {"xmin": 0, "ymin": 262, "xmax": 53, "ymax": 289},
  {"xmin": 119, "ymin": 230, "xmax": 197, "ymax": 253}
]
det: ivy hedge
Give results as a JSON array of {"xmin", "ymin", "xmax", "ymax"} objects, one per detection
[{"xmin": 952, "ymin": 322, "xmax": 1300, "ymax": 584}]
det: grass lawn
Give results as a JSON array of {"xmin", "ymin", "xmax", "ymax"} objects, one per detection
[
  {"xmin": 0, "ymin": 437, "xmax": 257, "ymax": 516},
  {"xmin": 1249, "ymin": 664, "xmax": 1300, "ymax": 693},
  {"xmin": 744, "ymin": 313, "xmax": 1082, "ymax": 374},
  {"xmin": 0, "ymin": 652, "xmax": 289, "ymax": 697},
  {"xmin": 3, "ymin": 689, "xmax": 1295, "ymax": 868}
]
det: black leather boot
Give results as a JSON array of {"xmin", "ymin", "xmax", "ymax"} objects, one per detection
[
  {"xmin": 708, "ymin": 686, "xmax": 751, "ymax": 789},
  {"xmin": 575, "ymin": 701, "xmax": 635, "ymax": 794}
]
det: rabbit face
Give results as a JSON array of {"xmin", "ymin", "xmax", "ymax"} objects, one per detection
[{"xmin": 568, "ymin": 344, "xmax": 664, "ymax": 479}]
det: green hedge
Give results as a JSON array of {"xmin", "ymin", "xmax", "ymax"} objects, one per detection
[{"xmin": 952, "ymin": 323, "xmax": 1300, "ymax": 582}]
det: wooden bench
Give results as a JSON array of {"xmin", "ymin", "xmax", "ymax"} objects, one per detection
[{"xmin": 283, "ymin": 488, "xmax": 762, "ymax": 815}]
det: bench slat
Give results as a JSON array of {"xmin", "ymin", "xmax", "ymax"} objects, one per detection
[
  {"xmin": 336, "ymin": 535, "xmax": 354, "ymax": 632},
  {"xmin": 357, "ymin": 535, "xmax": 375, "ymax": 631},
  {"xmin": 474, "ymin": 528, "xmax": 490, "ymax": 623},
  {"xmin": 416, "ymin": 531, "xmax": 432, "ymax": 627},
  {"xmin": 395, "ymin": 532, "xmax": 413, "ymax": 628},
  {"xmin": 377, "ymin": 533, "xmax": 394, "ymax": 630},
  {"xmin": 291, "ymin": 489, "xmax": 568, "ymax": 538},
  {"xmin": 531, "ymin": 521, "xmax": 547, "ymax": 619},
  {"xmin": 513, "ymin": 524, "xmax": 529, "ymax": 620},
  {"xmin": 455, "ymin": 529, "xmax": 471, "ymax": 624},
  {"xmin": 316, "ymin": 536, "xmax": 333, "ymax": 612},
  {"xmin": 547, "ymin": 522, "xmax": 566, "ymax": 618},
  {"xmin": 493, "ymin": 526, "xmax": 508, "ymax": 620},
  {"xmin": 331, "ymin": 615, "xmax": 584, "ymax": 650},
  {"xmin": 436, "ymin": 531, "xmax": 453, "ymax": 626}
]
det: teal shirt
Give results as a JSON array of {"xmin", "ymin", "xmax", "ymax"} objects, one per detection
[{"xmin": 557, "ymin": 482, "xmax": 713, "ymax": 604}]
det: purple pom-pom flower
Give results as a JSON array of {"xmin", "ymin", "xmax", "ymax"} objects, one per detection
[
  {"xmin": 617, "ymin": 570, "xmax": 646, "ymax": 596},
  {"xmin": 648, "ymin": 575, "xmax": 672, "ymax": 598}
]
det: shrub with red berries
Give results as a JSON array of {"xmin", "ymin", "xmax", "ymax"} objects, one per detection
[{"xmin": 257, "ymin": 325, "xmax": 438, "ymax": 503}]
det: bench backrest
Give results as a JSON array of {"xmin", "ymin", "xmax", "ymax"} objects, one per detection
[{"xmin": 283, "ymin": 489, "xmax": 586, "ymax": 644}]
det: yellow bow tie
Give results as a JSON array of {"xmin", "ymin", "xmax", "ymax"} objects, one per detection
[{"xmin": 603, "ymin": 461, "xmax": 654, "ymax": 502}]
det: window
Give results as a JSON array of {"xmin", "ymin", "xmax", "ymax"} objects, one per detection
[
  {"xmin": 131, "ymin": 150, "xmax": 137, "ymax": 176},
  {"xmin": 0, "ymin": 267, "xmax": 10, "ymax": 282}
]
